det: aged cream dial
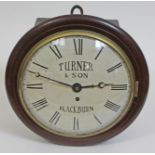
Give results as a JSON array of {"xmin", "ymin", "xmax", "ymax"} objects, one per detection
[{"xmin": 18, "ymin": 30, "xmax": 135, "ymax": 137}]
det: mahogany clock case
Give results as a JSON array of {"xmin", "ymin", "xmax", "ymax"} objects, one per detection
[{"xmin": 5, "ymin": 14, "xmax": 149, "ymax": 145}]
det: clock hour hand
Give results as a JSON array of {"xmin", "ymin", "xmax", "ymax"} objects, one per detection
[
  {"xmin": 82, "ymin": 82, "xmax": 112, "ymax": 89},
  {"xmin": 28, "ymin": 70, "xmax": 72, "ymax": 88}
]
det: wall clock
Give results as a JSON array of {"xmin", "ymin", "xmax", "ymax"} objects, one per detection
[{"xmin": 6, "ymin": 5, "xmax": 149, "ymax": 145}]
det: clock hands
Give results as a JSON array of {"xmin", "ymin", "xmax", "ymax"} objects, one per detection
[
  {"xmin": 28, "ymin": 70, "xmax": 72, "ymax": 88},
  {"xmin": 28, "ymin": 70, "xmax": 112, "ymax": 92}
]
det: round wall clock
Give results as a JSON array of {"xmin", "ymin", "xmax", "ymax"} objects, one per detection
[{"xmin": 6, "ymin": 5, "xmax": 149, "ymax": 145}]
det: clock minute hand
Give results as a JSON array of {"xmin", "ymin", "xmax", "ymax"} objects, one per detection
[
  {"xmin": 39, "ymin": 74, "xmax": 73, "ymax": 88},
  {"xmin": 28, "ymin": 70, "xmax": 72, "ymax": 88}
]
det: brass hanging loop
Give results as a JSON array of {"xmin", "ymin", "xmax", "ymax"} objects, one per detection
[{"xmin": 71, "ymin": 5, "xmax": 84, "ymax": 15}]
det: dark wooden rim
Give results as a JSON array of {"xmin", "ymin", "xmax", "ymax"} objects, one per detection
[{"xmin": 5, "ymin": 14, "xmax": 149, "ymax": 145}]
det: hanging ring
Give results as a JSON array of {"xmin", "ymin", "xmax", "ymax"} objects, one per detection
[{"xmin": 71, "ymin": 5, "xmax": 84, "ymax": 15}]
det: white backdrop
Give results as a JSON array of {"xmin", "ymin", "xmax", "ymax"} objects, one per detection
[{"xmin": 0, "ymin": 1, "xmax": 154, "ymax": 153}]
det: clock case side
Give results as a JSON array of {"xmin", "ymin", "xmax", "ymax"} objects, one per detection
[{"xmin": 5, "ymin": 14, "xmax": 149, "ymax": 145}]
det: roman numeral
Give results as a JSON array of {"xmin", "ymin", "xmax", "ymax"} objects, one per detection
[
  {"xmin": 49, "ymin": 111, "xmax": 61, "ymax": 125},
  {"xmin": 32, "ymin": 98, "xmax": 48, "ymax": 111},
  {"xmin": 107, "ymin": 62, "xmax": 122, "ymax": 73},
  {"xmin": 49, "ymin": 45, "xmax": 62, "ymax": 59},
  {"xmin": 94, "ymin": 46, "xmax": 104, "ymax": 60},
  {"xmin": 73, "ymin": 117, "xmax": 79, "ymax": 130},
  {"xmin": 104, "ymin": 100, "xmax": 120, "ymax": 112},
  {"xmin": 73, "ymin": 38, "xmax": 83, "ymax": 55},
  {"xmin": 111, "ymin": 84, "xmax": 127, "ymax": 90},
  {"xmin": 26, "ymin": 83, "xmax": 43, "ymax": 89},
  {"xmin": 32, "ymin": 61, "xmax": 48, "ymax": 70},
  {"xmin": 93, "ymin": 114, "xmax": 102, "ymax": 125}
]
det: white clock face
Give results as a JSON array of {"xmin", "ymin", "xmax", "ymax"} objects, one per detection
[{"xmin": 18, "ymin": 30, "xmax": 135, "ymax": 137}]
